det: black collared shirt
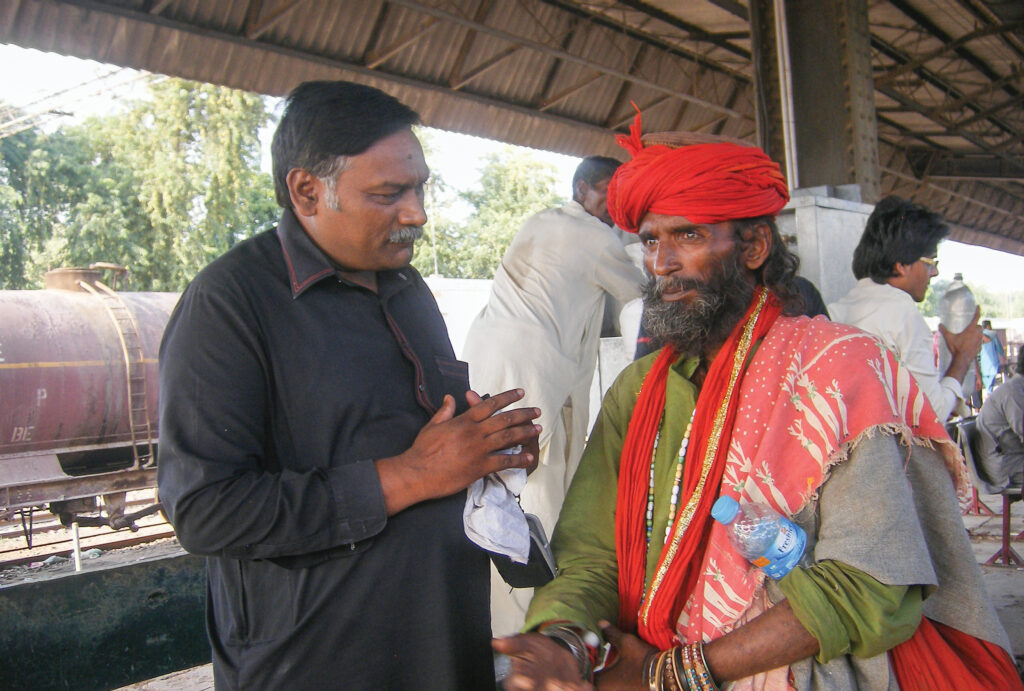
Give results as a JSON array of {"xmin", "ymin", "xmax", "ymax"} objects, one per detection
[{"xmin": 157, "ymin": 209, "xmax": 492, "ymax": 689}]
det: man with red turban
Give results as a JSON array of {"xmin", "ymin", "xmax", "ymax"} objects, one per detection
[{"xmin": 493, "ymin": 115, "xmax": 1019, "ymax": 690}]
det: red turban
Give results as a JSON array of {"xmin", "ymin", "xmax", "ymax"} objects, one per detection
[{"xmin": 607, "ymin": 111, "xmax": 790, "ymax": 233}]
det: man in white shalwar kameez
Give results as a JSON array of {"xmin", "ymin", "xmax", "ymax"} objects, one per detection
[{"xmin": 463, "ymin": 156, "xmax": 645, "ymax": 635}]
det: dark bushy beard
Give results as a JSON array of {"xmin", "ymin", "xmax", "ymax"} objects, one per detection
[{"xmin": 641, "ymin": 251, "xmax": 756, "ymax": 358}]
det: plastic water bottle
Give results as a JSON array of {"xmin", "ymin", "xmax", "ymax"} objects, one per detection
[
  {"xmin": 711, "ymin": 496, "xmax": 806, "ymax": 580},
  {"xmin": 937, "ymin": 273, "xmax": 977, "ymax": 396}
]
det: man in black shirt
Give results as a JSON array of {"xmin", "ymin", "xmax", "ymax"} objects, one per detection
[{"xmin": 157, "ymin": 81, "xmax": 541, "ymax": 689}]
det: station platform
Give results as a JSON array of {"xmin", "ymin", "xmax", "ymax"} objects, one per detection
[
  {"xmin": 115, "ymin": 493, "xmax": 1024, "ymax": 689},
  {"xmin": 115, "ymin": 664, "xmax": 212, "ymax": 690}
]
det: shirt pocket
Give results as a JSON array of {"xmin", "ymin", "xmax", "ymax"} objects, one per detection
[
  {"xmin": 435, "ymin": 356, "xmax": 470, "ymax": 414},
  {"xmin": 209, "ymin": 558, "xmax": 298, "ymax": 646},
  {"xmin": 235, "ymin": 558, "xmax": 298, "ymax": 644}
]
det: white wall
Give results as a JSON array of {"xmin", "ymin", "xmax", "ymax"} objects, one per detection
[{"xmin": 424, "ymin": 275, "xmax": 493, "ymax": 359}]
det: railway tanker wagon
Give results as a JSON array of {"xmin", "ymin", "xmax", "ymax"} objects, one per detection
[{"xmin": 0, "ymin": 268, "xmax": 178, "ymax": 532}]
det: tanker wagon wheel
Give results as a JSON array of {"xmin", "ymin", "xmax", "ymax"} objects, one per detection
[{"xmin": 102, "ymin": 490, "xmax": 163, "ymax": 531}]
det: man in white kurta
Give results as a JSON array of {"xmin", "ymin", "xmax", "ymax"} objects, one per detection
[
  {"xmin": 829, "ymin": 277, "xmax": 964, "ymax": 420},
  {"xmin": 463, "ymin": 156, "xmax": 644, "ymax": 635},
  {"xmin": 828, "ymin": 195, "xmax": 982, "ymax": 422}
]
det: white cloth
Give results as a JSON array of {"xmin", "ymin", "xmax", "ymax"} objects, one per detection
[
  {"xmin": 464, "ymin": 467, "xmax": 529, "ymax": 562},
  {"xmin": 617, "ymin": 243, "xmax": 646, "ymax": 357},
  {"xmin": 828, "ymin": 278, "xmax": 962, "ymax": 421},
  {"xmin": 463, "ymin": 201, "xmax": 644, "ymax": 634}
]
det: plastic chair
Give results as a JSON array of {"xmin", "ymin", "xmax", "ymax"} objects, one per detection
[{"xmin": 955, "ymin": 417, "xmax": 1024, "ymax": 567}]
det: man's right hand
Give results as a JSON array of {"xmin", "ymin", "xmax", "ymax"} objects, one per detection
[
  {"xmin": 939, "ymin": 306, "xmax": 984, "ymax": 384},
  {"xmin": 493, "ymin": 633, "xmax": 593, "ymax": 691},
  {"xmin": 376, "ymin": 389, "xmax": 541, "ymax": 515}
]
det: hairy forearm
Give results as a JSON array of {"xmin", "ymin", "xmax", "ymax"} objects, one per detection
[
  {"xmin": 375, "ymin": 453, "xmax": 430, "ymax": 515},
  {"xmin": 702, "ymin": 600, "xmax": 819, "ymax": 683}
]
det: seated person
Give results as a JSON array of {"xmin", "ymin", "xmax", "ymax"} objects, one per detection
[{"xmin": 977, "ymin": 344, "xmax": 1024, "ymax": 491}]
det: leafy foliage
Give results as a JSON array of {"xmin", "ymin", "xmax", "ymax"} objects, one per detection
[
  {"xmin": 414, "ymin": 143, "xmax": 565, "ymax": 279},
  {"xmin": 2, "ymin": 89, "xmax": 566, "ymax": 289},
  {"xmin": 0, "ymin": 79, "xmax": 277, "ymax": 290},
  {"xmin": 919, "ymin": 278, "xmax": 949, "ymax": 318},
  {"xmin": 1, "ymin": 79, "xmax": 580, "ymax": 293}
]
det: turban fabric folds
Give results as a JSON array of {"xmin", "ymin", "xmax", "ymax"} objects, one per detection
[{"xmin": 607, "ymin": 111, "xmax": 790, "ymax": 233}]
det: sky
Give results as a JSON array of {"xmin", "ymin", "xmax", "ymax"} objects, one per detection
[{"xmin": 2, "ymin": 42, "xmax": 1022, "ymax": 294}]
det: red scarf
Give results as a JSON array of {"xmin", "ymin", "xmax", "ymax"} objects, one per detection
[
  {"xmin": 890, "ymin": 618, "xmax": 1023, "ymax": 690},
  {"xmin": 616, "ymin": 288, "xmax": 780, "ymax": 648}
]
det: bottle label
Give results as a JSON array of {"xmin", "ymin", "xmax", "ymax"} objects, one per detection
[{"xmin": 754, "ymin": 519, "xmax": 806, "ymax": 579}]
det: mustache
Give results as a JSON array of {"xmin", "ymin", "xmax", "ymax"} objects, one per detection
[
  {"xmin": 388, "ymin": 226, "xmax": 424, "ymax": 244},
  {"xmin": 648, "ymin": 275, "xmax": 707, "ymax": 300},
  {"xmin": 639, "ymin": 254, "xmax": 755, "ymax": 356}
]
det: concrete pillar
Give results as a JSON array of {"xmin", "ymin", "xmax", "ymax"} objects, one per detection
[
  {"xmin": 775, "ymin": 186, "xmax": 874, "ymax": 306},
  {"xmin": 750, "ymin": 0, "xmax": 881, "ymax": 203}
]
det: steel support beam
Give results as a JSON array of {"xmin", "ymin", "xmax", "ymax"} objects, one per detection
[
  {"xmin": 748, "ymin": 0, "xmax": 789, "ymax": 175},
  {"xmin": 906, "ymin": 150, "xmax": 1024, "ymax": 180},
  {"xmin": 762, "ymin": 0, "xmax": 880, "ymax": 201}
]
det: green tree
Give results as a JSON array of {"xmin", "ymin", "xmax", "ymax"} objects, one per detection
[
  {"xmin": 110, "ymin": 79, "xmax": 278, "ymax": 289},
  {"xmin": 0, "ymin": 79, "xmax": 278, "ymax": 291},
  {"xmin": 970, "ymin": 284, "xmax": 1004, "ymax": 321},
  {"xmin": 919, "ymin": 278, "xmax": 949, "ymax": 318},
  {"xmin": 20, "ymin": 125, "xmax": 154, "ymax": 288},
  {"xmin": 919, "ymin": 277, "xmax": 1024, "ymax": 320},
  {"xmin": 0, "ymin": 160, "xmax": 24, "ymax": 289},
  {"xmin": 0, "ymin": 117, "xmax": 42, "ymax": 288},
  {"xmin": 412, "ymin": 128, "xmax": 467, "ymax": 278},
  {"xmin": 446, "ymin": 147, "xmax": 564, "ymax": 278}
]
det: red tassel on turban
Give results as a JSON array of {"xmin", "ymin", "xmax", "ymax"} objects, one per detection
[{"xmin": 607, "ymin": 110, "xmax": 790, "ymax": 233}]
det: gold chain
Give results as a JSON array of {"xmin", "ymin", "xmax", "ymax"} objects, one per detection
[{"xmin": 640, "ymin": 288, "xmax": 768, "ymax": 626}]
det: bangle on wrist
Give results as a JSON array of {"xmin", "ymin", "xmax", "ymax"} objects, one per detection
[
  {"xmin": 643, "ymin": 650, "xmax": 660, "ymax": 690},
  {"xmin": 539, "ymin": 623, "xmax": 596, "ymax": 682},
  {"xmin": 678, "ymin": 642, "xmax": 719, "ymax": 691}
]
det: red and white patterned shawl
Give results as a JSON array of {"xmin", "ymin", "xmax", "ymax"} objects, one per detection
[{"xmin": 679, "ymin": 315, "xmax": 964, "ymax": 689}]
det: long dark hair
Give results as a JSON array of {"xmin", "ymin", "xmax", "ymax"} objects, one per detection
[{"xmin": 734, "ymin": 215, "xmax": 804, "ymax": 315}]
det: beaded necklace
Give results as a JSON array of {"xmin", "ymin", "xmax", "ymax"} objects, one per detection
[
  {"xmin": 640, "ymin": 409, "xmax": 696, "ymax": 603},
  {"xmin": 644, "ymin": 409, "xmax": 697, "ymax": 549}
]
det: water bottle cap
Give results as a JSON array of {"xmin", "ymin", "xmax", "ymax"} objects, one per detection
[{"xmin": 711, "ymin": 496, "xmax": 739, "ymax": 524}]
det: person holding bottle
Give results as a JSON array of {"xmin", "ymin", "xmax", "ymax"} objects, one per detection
[
  {"xmin": 828, "ymin": 196, "xmax": 983, "ymax": 421},
  {"xmin": 493, "ymin": 116, "xmax": 1019, "ymax": 690}
]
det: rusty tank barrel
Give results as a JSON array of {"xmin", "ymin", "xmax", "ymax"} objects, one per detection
[{"xmin": 0, "ymin": 270, "xmax": 179, "ymax": 510}]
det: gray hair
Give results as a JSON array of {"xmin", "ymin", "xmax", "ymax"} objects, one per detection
[{"xmin": 316, "ymin": 155, "xmax": 350, "ymax": 211}]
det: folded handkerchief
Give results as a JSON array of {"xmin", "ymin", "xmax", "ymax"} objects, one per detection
[{"xmin": 463, "ymin": 467, "xmax": 529, "ymax": 563}]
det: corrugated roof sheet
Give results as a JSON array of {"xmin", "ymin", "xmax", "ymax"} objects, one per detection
[{"xmin": 0, "ymin": 0, "xmax": 1021, "ymax": 252}]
